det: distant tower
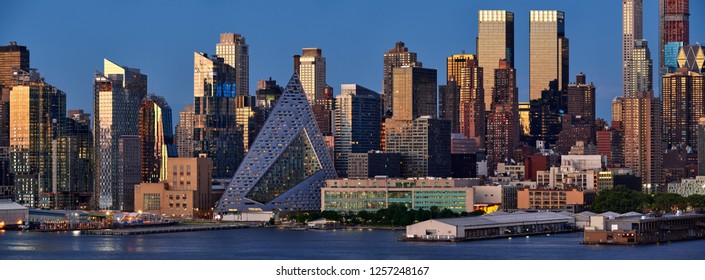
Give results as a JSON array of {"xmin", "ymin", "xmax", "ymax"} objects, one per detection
[
  {"xmin": 175, "ymin": 104, "xmax": 195, "ymax": 158},
  {"xmin": 486, "ymin": 60, "xmax": 518, "ymax": 174},
  {"xmin": 382, "ymin": 42, "xmax": 421, "ymax": 117},
  {"xmin": 659, "ymin": 0, "xmax": 689, "ymax": 75},
  {"xmin": 623, "ymin": 0, "xmax": 644, "ymax": 97},
  {"xmin": 567, "ymin": 73, "xmax": 596, "ymax": 123},
  {"xmin": 478, "ymin": 10, "xmax": 514, "ymax": 111},
  {"xmin": 662, "ymin": 68, "xmax": 705, "ymax": 149},
  {"xmin": 297, "ymin": 48, "xmax": 326, "ymax": 104},
  {"xmin": 444, "ymin": 54, "xmax": 484, "ymax": 141},
  {"xmin": 139, "ymin": 95, "xmax": 175, "ymax": 183},
  {"xmin": 216, "ymin": 33, "xmax": 249, "ymax": 96},
  {"xmin": 530, "ymin": 10, "xmax": 569, "ymax": 101},
  {"xmin": 622, "ymin": 92, "xmax": 663, "ymax": 192},
  {"xmin": 334, "ymin": 84, "xmax": 381, "ymax": 177},
  {"xmin": 0, "ymin": 42, "xmax": 30, "ymax": 147}
]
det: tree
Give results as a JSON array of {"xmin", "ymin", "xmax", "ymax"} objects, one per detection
[
  {"xmin": 653, "ymin": 193, "xmax": 687, "ymax": 213},
  {"xmin": 591, "ymin": 186, "xmax": 651, "ymax": 213}
]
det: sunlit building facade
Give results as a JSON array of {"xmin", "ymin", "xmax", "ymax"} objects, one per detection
[
  {"xmin": 445, "ymin": 54, "xmax": 484, "ymax": 146},
  {"xmin": 175, "ymin": 104, "xmax": 195, "ymax": 158},
  {"xmin": 529, "ymin": 10, "xmax": 569, "ymax": 100},
  {"xmin": 662, "ymin": 69, "xmax": 704, "ymax": 149},
  {"xmin": 296, "ymin": 48, "xmax": 326, "ymax": 104},
  {"xmin": 216, "ymin": 33, "xmax": 249, "ymax": 96},
  {"xmin": 477, "ymin": 10, "xmax": 514, "ymax": 111},
  {"xmin": 659, "ymin": 0, "xmax": 689, "ymax": 75},
  {"xmin": 94, "ymin": 59, "xmax": 147, "ymax": 210},
  {"xmin": 382, "ymin": 42, "xmax": 421, "ymax": 117},
  {"xmin": 486, "ymin": 60, "xmax": 518, "ymax": 175},
  {"xmin": 139, "ymin": 95, "xmax": 175, "ymax": 183}
]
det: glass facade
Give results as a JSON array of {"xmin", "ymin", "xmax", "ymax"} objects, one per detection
[
  {"xmin": 94, "ymin": 59, "xmax": 147, "ymax": 210},
  {"xmin": 477, "ymin": 10, "xmax": 514, "ymax": 111},
  {"xmin": 216, "ymin": 33, "xmax": 249, "ymax": 96},
  {"xmin": 446, "ymin": 54, "xmax": 484, "ymax": 146},
  {"xmin": 193, "ymin": 52, "xmax": 243, "ymax": 179},
  {"xmin": 139, "ymin": 95, "xmax": 175, "ymax": 183},
  {"xmin": 334, "ymin": 84, "xmax": 381, "ymax": 177},
  {"xmin": 530, "ymin": 10, "xmax": 569, "ymax": 101}
]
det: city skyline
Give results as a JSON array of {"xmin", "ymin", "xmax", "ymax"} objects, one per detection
[{"xmin": 3, "ymin": 0, "xmax": 704, "ymax": 125}]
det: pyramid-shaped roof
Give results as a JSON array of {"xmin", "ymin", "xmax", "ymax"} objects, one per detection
[{"xmin": 215, "ymin": 73, "xmax": 337, "ymax": 212}]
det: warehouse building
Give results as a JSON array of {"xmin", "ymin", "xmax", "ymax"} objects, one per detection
[
  {"xmin": 404, "ymin": 211, "xmax": 575, "ymax": 241},
  {"xmin": 0, "ymin": 199, "xmax": 28, "ymax": 229}
]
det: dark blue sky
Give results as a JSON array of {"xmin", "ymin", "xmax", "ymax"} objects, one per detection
[{"xmin": 1, "ymin": 0, "xmax": 703, "ymax": 122}]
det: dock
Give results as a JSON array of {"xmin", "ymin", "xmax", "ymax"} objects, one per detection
[{"xmin": 82, "ymin": 223, "xmax": 258, "ymax": 235}]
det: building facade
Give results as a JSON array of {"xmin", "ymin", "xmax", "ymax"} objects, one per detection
[
  {"xmin": 486, "ymin": 60, "xmax": 518, "ymax": 174},
  {"xmin": 94, "ymin": 59, "xmax": 147, "ymax": 210},
  {"xmin": 623, "ymin": 0, "xmax": 644, "ymax": 97},
  {"xmin": 322, "ymin": 177, "xmax": 480, "ymax": 213},
  {"xmin": 215, "ymin": 74, "xmax": 337, "ymax": 213},
  {"xmin": 334, "ymin": 84, "xmax": 381, "ymax": 177},
  {"xmin": 659, "ymin": 0, "xmax": 689, "ymax": 75},
  {"xmin": 477, "ymin": 10, "xmax": 514, "ymax": 111},
  {"xmin": 444, "ymin": 54, "xmax": 483, "ymax": 137},
  {"xmin": 139, "ymin": 95, "xmax": 175, "ymax": 183},
  {"xmin": 662, "ymin": 68, "xmax": 704, "ymax": 149},
  {"xmin": 193, "ymin": 52, "xmax": 242, "ymax": 179},
  {"xmin": 382, "ymin": 42, "xmax": 421, "ymax": 117},
  {"xmin": 296, "ymin": 48, "xmax": 326, "ymax": 104},
  {"xmin": 529, "ymin": 10, "xmax": 569, "ymax": 100},
  {"xmin": 175, "ymin": 104, "xmax": 195, "ymax": 158},
  {"xmin": 385, "ymin": 116, "xmax": 451, "ymax": 178},
  {"xmin": 216, "ymin": 33, "xmax": 249, "ymax": 96}
]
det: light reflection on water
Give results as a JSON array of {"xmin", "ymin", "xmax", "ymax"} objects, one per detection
[{"xmin": 0, "ymin": 228, "xmax": 704, "ymax": 260}]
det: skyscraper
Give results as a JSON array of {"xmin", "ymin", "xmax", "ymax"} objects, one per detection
[
  {"xmin": 139, "ymin": 95, "xmax": 175, "ymax": 183},
  {"xmin": 255, "ymin": 77, "xmax": 283, "ymax": 114},
  {"xmin": 215, "ymin": 74, "xmax": 336, "ymax": 213},
  {"xmin": 10, "ymin": 72, "xmax": 65, "ymax": 208},
  {"xmin": 391, "ymin": 66, "xmax": 437, "ymax": 121},
  {"xmin": 175, "ymin": 104, "xmax": 195, "ymax": 158},
  {"xmin": 382, "ymin": 42, "xmax": 421, "ymax": 117},
  {"xmin": 529, "ymin": 10, "xmax": 569, "ymax": 101},
  {"xmin": 235, "ymin": 95, "xmax": 260, "ymax": 153},
  {"xmin": 622, "ymin": 92, "xmax": 663, "ymax": 191},
  {"xmin": 0, "ymin": 42, "xmax": 30, "ymax": 147},
  {"xmin": 623, "ymin": 0, "xmax": 644, "ymax": 97},
  {"xmin": 486, "ymin": 60, "xmax": 518, "ymax": 174},
  {"xmin": 216, "ymin": 33, "xmax": 249, "ymax": 96},
  {"xmin": 662, "ymin": 68, "xmax": 704, "ymax": 149},
  {"xmin": 631, "ymin": 39, "xmax": 654, "ymax": 94},
  {"xmin": 477, "ymin": 10, "xmax": 514, "ymax": 111},
  {"xmin": 334, "ymin": 84, "xmax": 381, "ymax": 177},
  {"xmin": 529, "ymin": 80, "xmax": 562, "ymax": 148},
  {"xmin": 94, "ymin": 59, "xmax": 147, "ymax": 210},
  {"xmin": 677, "ymin": 44, "xmax": 705, "ymax": 74},
  {"xmin": 567, "ymin": 73, "xmax": 596, "ymax": 123},
  {"xmin": 296, "ymin": 48, "xmax": 326, "ymax": 104},
  {"xmin": 52, "ymin": 110, "xmax": 93, "ymax": 209},
  {"xmin": 445, "ymin": 54, "xmax": 484, "ymax": 141},
  {"xmin": 659, "ymin": 0, "xmax": 689, "ymax": 75},
  {"xmin": 193, "ymin": 52, "xmax": 242, "ymax": 179},
  {"xmin": 385, "ymin": 116, "xmax": 451, "ymax": 178}
]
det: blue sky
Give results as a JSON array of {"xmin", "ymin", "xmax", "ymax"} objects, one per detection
[{"xmin": 1, "ymin": 0, "xmax": 703, "ymax": 122}]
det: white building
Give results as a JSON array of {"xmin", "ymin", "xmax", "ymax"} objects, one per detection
[{"xmin": 668, "ymin": 176, "xmax": 705, "ymax": 197}]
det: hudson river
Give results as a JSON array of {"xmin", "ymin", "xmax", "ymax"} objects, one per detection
[{"xmin": 2, "ymin": 228, "xmax": 704, "ymax": 260}]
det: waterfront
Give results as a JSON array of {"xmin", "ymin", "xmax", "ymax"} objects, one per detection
[{"xmin": 2, "ymin": 228, "xmax": 705, "ymax": 260}]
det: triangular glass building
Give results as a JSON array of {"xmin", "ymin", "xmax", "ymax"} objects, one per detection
[{"xmin": 215, "ymin": 73, "xmax": 337, "ymax": 213}]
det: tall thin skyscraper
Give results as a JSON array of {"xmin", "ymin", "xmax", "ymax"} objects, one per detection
[
  {"xmin": 216, "ymin": 33, "xmax": 249, "ymax": 96},
  {"xmin": 622, "ymin": 92, "xmax": 663, "ymax": 191},
  {"xmin": 445, "ymin": 54, "xmax": 484, "ymax": 147},
  {"xmin": 486, "ymin": 60, "xmax": 518, "ymax": 174},
  {"xmin": 334, "ymin": 84, "xmax": 381, "ymax": 177},
  {"xmin": 193, "ymin": 52, "xmax": 242, "ymax": 179},
  {"xmin": 567, "ymin": 73, "xmax": 596, "ymax": 123},
  {"xmin": 296, "ymin": 48, "xmax": 326, "ymax": 104},
  {"xmin": 94, "ymin": 59, "xmax": 147, "ymax": 210},
  {"xmin": 383, "ymin": 42, "xmax": 421, "ymax": 117},
  {"xmin": 477, "ymin": 10, "xmax": 514, "ymax": 111},
  {"xmin": 529, "ymin": 10, "xmax": 569, "ymax": 101},
  {"xmin": 631, "ymin": 39, "xmax": 654, "ymax": 94},
  {"xmin": 139, "ymin": 95, "xmax": 175, "ymax": 183},
  {"xmin": 623, "ymin": 0, "xmax": 644, "ymax": 97},
  {"xmin": 659, "ymin": 0, "xmax": 689, "ymax": 75}
]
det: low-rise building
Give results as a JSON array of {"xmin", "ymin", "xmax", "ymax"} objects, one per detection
[
  {"xmin": 584, "ymin": 213, "xmax": 705, "ymax": 245},
  {"xmin": 0, "ymin": 199, "xmax": 28, "ymax": 228},
  {"xmin": 536, "ymin": 167, "xmax": 597, "ymax": 190},
  {"xmin": 322, "ymin": 177, "xmax": 480, "ymax": 213},
  {"xmin": 496, "ymin": 163, "xmax": 524, "ymax": 180},
  {"xmin": 134, "ymin": 157, "xmax": 213, "ymax": 219},
  {"xmin": 404, "ymin": 211, "xmax": 575, "ymax": 241},
  {"xmin": 668, "ymin": 176, "xmax": 705, "ymax": 197},
  {"xmin": 517, "ymin": 187, "xmax": 585, "ymax": 210}
]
